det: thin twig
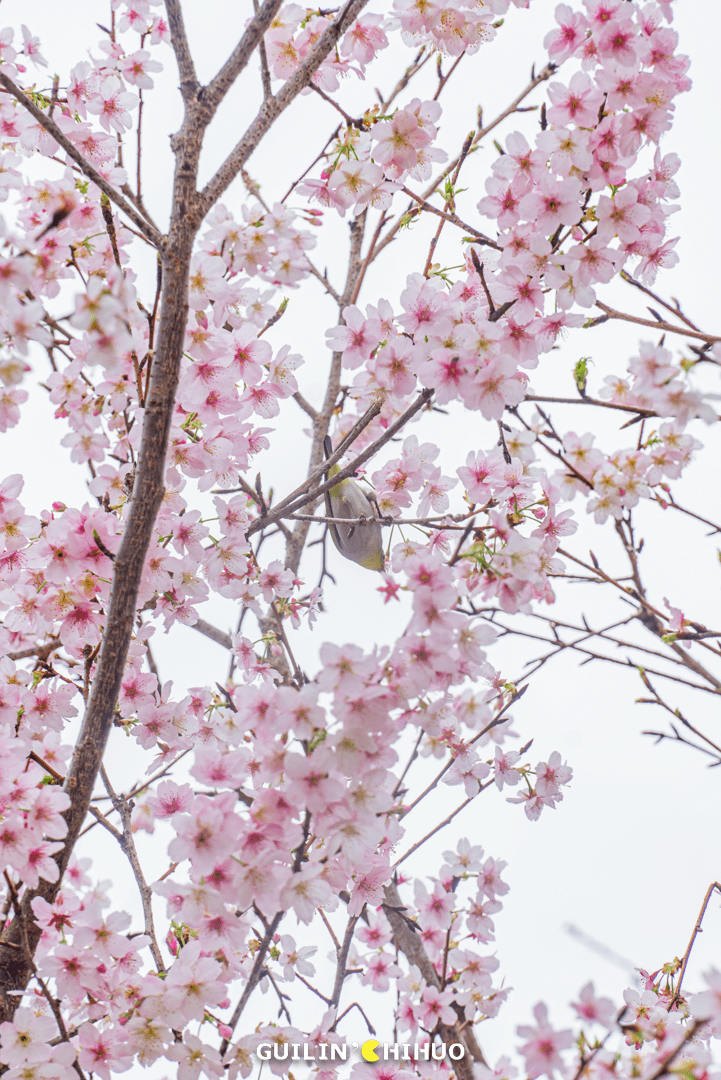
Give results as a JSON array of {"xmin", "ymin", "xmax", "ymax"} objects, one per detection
[
  {"xmin": 252, "ymin": 0, "xmax": 273, "ymax": 100},
  {"xmin": 675, "ymin": 882, "xmax": 721, "ymax": 999},
  {"xmin": 594, "ymin": 300, "xmax": 720, "ymax": 344},
  {"xmin": 394, "ymin": 780, "xmax": 494, "ymax": 868},
  {"xmin": 329, "ymin": 915, "xmax": 359, "ymax": 1012},
  {"xmin": 100, "ymin": 766, "xmax": 166, "ymax": 973},
  {"xmin": 402, "ymin": 185, "xmax": 499, "ymax": 249}
]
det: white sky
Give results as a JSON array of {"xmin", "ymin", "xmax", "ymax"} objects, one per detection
[{"xmin": 2, "ymin": 1, "xmax": 721, "ymax": 1077}]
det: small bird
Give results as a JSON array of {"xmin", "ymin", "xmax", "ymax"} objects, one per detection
[{"xmin": 323, "ymin": 435, "xmax": 384, "ymax": 573}]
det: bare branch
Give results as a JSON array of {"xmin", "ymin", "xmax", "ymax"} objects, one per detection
[
  {"xmin": 472, "ymin": 62, "xmax": 555, "ymax": 148},
  {"xmin": 556, "ymin": 547, "xmax": 721, "ymax": 692},
  {"xmin": 221, "ymin": 910, "xmax": 285, "ymax": 1053},
  {"xmin": 293, "ymin": 391, "xmax": 319, "ymax": 419},
  {"xmin": 620, "ymin": 270, "xmax": 705, "ymax": 334},
  {"xmin": 286, "ymin": 512, "xmax": 474, "ymax": 530},
  {"xmin": 100, "ymin": 769, "xmax": 166, "ymax": 973},
  {"xmin": 393, "ymin": 780, "xmax": 494, "ymax": 868},
  {"xmin": 163, "ymin": 0, "xmax": 201, "ymax": 101},
  {"xmin": 378, "ymin": 47, "xmax": 433, "ymax": 111},
  {"xmin": 253, "ymin": 0, "xmax": 274, "ymax": 101},
  {"xmin": 676, "ymin": 882, "xmax": 721, "ymax": 998},
  {"xmin": 594, "ymin": 300, "xmax": 720, "ymax": 344},
  {"xmin": 189, "ymin": 618, "xmax": 234, "ymax": 650},
  {"xmin": 329, "ymin": 916, "xmax": 359, "ymax": 1011},
  {"xmin": 401, "ymin": 184, "xmax": 499, "ymax": 249},
  {"xmin": 524, "ymin": 394, "xmax": 654, "ymax": 418},
  {"xmin": 202, "ymin": 0, "xmax": 284, "ymax": 115}
]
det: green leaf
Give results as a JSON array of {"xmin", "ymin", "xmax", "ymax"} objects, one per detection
[{"xmin": 573, "ymin": 356, "xmax": 591, "ymax": 394}]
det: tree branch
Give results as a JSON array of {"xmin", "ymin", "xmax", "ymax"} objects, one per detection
[
  {"xmin": 0, "ymin": 29, "xmax": 212, "ymax": 1020},
  {"xmin": 383, "ymin": 881, "xmax": 486, "ymax": 1076},
  {"xmin": 163, "ymin": 0, "xmax": 201, "ymax": 101},
  {"xmin": 190, "ymin": 618, "xmax": 233, "ymax": 651},
  {"xmin": 200, "ymin": 0, "xmax": 369, "ymax": 214},
  {"xmin": 329, "ymin": 915, "xmax": 358, "ymax": 1011},
  {"xmin": 100, "ymin": 766, "xmax": 166, "ymax": 974},
  {"xmin": 594, "ymin": 300, "xmax": 720, "ymax": 344},
  {"xmin": 524, "ymin": 394, "xmax": 654, "ymax": 417},
  {"xmin": 248, "ymin": 390, "xmax": 432, "ymax": 538},
  {"xmin": 202, "ymin": 0, "xmax": 284, "ymax": 115},
  {"xmin": 402, "ymin": 184, "xmax": 499, "ymax": 249},
  {"xmin": 0, "ymin": 71, "xmax": 163, "ymax": 248}
]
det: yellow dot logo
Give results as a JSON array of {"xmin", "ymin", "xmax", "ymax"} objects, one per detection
[{"xmin": 361, "ymin": 1040, "xmax": 380, "ymax": 1062}]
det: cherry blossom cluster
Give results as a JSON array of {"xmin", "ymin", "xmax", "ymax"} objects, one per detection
[
  {"xmin": 298, "ymin": 0, "xmax": 702, "ymax": 528},
  {"xmin": 353, "ymin": 841, "xmax": 512, "ymax": 1028},
  {"xmin": 0, "ymin": 625, "xmax": 572, "ymax": 1077},
  {"xmin": 0, "ymin": 0, "xmax": 715, "ymax": 1077},
  {"xmin": 0, "ymin": 697, "xmax": 71, "ymax": 890},
  {"xmin": 113, "ymin": 0, "xmax": 170, "ymax": 41},
  {"xmin": 0, "ymin": 851, "xmax": 227, "ymax": 1079},
  {"xmin": 480, "ymin": 961, "xmax": 721, "ymax": 1080},
  {"xmin": 392, "ymin": 0, "xmax": 518, "ymax": 55},
  {"xmin": 1, "ymin": 328, "xmax": 574, "ymax": 1076},
  {"xmin": 263, "ymin": 0, "xmax": 533, "ymax": 97},
  {"xmin": 557, "ymin": 415, "xmax": 703, "ymax": 525},
  {"xmin": 0, "ymin": 0, "xmax": 703, "ymax": 669}
]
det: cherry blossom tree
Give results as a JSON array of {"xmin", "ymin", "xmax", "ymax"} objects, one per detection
[{"xmin": 0, "ymin": 1, "xmax": 719, "ymax": 1078}]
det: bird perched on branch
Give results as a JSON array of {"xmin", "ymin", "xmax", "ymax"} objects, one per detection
[{"xmin": 323, "ymin": 435, "xmax": 384, "ymax": 573}]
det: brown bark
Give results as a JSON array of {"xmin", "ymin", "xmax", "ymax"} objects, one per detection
[
  {"xmin": 0, "ymin": 122, "xmax": 197, "ymax": 1027},
  {"xmin": 383, "ymin": 882, "xmax": 487, "ymax": 1077},
  {"xmin": 0, "ymin": 0, "xmax": 372, "ymax": 1021}
]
